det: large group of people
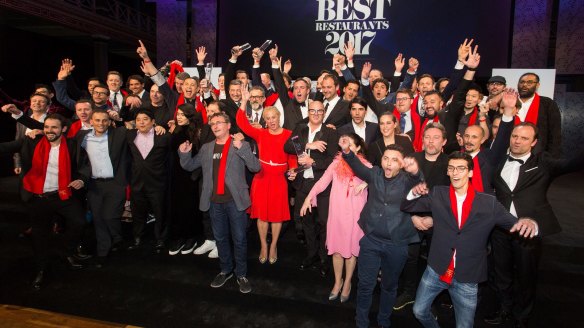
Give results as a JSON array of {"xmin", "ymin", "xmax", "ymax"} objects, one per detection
[{"xmin": 0, "ymin": 36, "xmax": 577, "ymax": 328}]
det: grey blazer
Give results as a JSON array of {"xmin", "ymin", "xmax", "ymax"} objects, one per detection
[{"xmin": 179, "ymin": 140, "xmax": 260, "ymax": 212}]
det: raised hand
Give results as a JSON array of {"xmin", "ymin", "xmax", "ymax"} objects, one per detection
[
  {"xmin": 458, "ymin": 38, "xmax": 474, "ymax": 62},
  {"xmin": 231, "ymin": 132, "xmax": 245, "ymax": 149},
  {"xmin": 411, "ymin": 182, "xmax": 429, "ymax": 197},
  {"xmin": 403, "ymin": 156, "xmax": 419, "ymax": 175},
  {"xmin": 269, "ymin": 44, "xmax": 279, "ymax": 62},
  {"xmin": 136, "ymin": 40, "xmax": 149, "ymax": 59},
  {"xmin": 240, "ymin": 86, "xmax": 250, "ymax": 108},
  {"xmin": 252, "ymin": 47, "xmax": 264, "ymax": 64},
  {"xmin": 343, "ymin": 42, "xmax": 355, "ymax": 61},
  {"xmin": 1, "ymin": 104, "xmax": 21, "ymax": 115},
  {"xmin": 230, "ymin": 45, "xmax": 243, "ymax": 60},
  {"xmin": 58, "ymin": 59, "xmax": 74, "ymax": 80},
  {"xmin": 179, "ymin": 140, "xmax": 192, "ymax": 153},
  {"xmin": 283, "ymin": 59, "xmax": 292, "ymax": 74},
  {"xmin": 394, "ymin": 53, "xmax": 405, "ymax": 72},
  {"xmin": 361, "ymin": 61, "xmax": 372, "ymax": 79},
  {"xmin": 501, "ymin": 88, "xmax": 519, "ymax": 111},
  {"xmin": 195, "ymin": 46, "xmax": 207, "ymax": 65},
  {"xmin": 462, "ymin": 45, "xmax": 480, "ymax": 69},
  {"xmin": 408, "ymin": 57, "xmax": 419, "ymax": 73}
]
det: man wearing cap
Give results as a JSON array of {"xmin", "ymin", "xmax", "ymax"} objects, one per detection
[{"xmin": 484, "ymin": 76, "xmax": 507, "ymax": 121}]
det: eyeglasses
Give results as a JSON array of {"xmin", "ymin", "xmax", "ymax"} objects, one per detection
[
  {"xmin": 209, "ymin": 121, "xmax": 228, "ymax": 127},
  {"xmin": 518, "ymin": 80, "xmax": 538, "ymax": 86},
  {"xmin": 308, "ymin": 109, "xmax": 325, "ymax": 114},
  {"xmin": 488, "ymin": 82, "xmax": 505, "ymax": 86},
  {"xmin": 396, "ymin": 97, "xmax": 411, "ymax": 102},
  {"xmin": 447, "ymin": 166, "xmax": 468, "ymax": 173},
  {"xmin": 93, "ymin": 91, "xmax": 108, "ymax": 96},
  {"xmin": 249, "ymin": 95, "xmax": 264, "ymax": 99}
]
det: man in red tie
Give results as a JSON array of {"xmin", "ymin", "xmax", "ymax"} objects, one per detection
[{"xmin": 401, "ymin": 151, "xmax": 538, "ymax": 328}]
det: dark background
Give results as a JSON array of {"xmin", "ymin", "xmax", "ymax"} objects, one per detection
[{"xmin": 217, "ymin": 0, "xmax": 513, "ymax": 77}]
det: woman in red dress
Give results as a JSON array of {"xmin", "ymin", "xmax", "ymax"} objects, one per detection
[{"xmin": 236, "ymin": 89, "xmax": 296, "ymax": 264}]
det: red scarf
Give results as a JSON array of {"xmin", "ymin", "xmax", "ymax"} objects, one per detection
[
  {"xmin": 415, "ymin": 116, "xmax": 440, "ymax": 151},
  {"xmin": 467, "ymin": 107, "xmax": 479, "ymax": 126},
  {"xmin": 22, "ymin": 137, "xmax": 72, "ymax": 200},
  {"xmin": 216, "ymin": 137, "xmax": 231, "ymax": 195},
  {"xmin": 471, "ymin": 155, "xmax": 484, "ymax": 192},
  {"xmin": 517, "ymin": 93, "xmax": 540, "ymax": 125},
  {"xmin": 392, "ymin": 108, "xmax": 422, "ymax": 151},
  {"xmin": 67, "ymin": 120, "xmax": 83, "ymax": 138},
  {"xmin": 167, "ymin": 63, "xmax": 184, "ymax": 89},
  {"xmin": 440, "ymin": 184, "xmax": 475, "ymax": 284},
  {"xmin": 174, "ymin": 95, "xmax": 208, "ymax": 124}
]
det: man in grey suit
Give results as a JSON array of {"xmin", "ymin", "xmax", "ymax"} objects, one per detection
[{"xmin": 179, "ymin": 112, "xmax": 260, "ymax": 294}]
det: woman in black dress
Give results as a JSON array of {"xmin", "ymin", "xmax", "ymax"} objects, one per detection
[{"xmin": 367, "ymin": 111, "xmax": 415, "ymax": 166}]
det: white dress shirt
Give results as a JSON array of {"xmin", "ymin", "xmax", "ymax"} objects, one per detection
[
  {"xmin": 500, "ymin": 152, "xmax": 531, "ymax": 217},
  {"xmin": 323, "ymin": 95, "xmax": 340, "ymax": 123},
  {"xmin": 43, "ymin": 145, "xmax": 61, "ymax": 192},
  {"xmin": 303, "ymin": 124, "xmax": 322, "ymax": 179}
]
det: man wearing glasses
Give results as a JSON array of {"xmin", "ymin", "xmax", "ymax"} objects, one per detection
[
  {"xmin": 516, "ymin": 72, "xmax": 561, "ymax": 157},
  {"xmin": 285, "ymin": 101, "xmax": 338, "ymax": 276},
  {"xmin": 402, "ymin": 151, "xmax": 538, "ymax": 328},
  {"xmin": 179, "ymin": 112, "xmax": 260, "ymax": 294}
]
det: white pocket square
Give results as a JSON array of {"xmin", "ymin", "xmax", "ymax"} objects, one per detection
[{"xmin": 524, "ymin": 166, "xmax": 539, "ymax": 172}]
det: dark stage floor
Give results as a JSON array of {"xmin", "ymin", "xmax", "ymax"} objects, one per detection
[{"xmin": 0, "ymin": 172, "xmax": 583, "ymax": 328}]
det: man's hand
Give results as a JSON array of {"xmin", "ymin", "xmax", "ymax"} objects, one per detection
[
  {"xmin": 57, "ymin": 58, "xmax": 75, "ymax": 80},
  {"xmin": 403, "ymin": 156, "xmax": 419, "ymax": 175},
  {"xmin": 286, "ymin": 169, "xmax": 297, "ymax": 181},
  {"xmin": 126, "ymin": 96, "xmax": 142, "ymax": 108},
  {"xmin": 154, "ymin": 125, "xmax": 166, "ymax": 135},
  {"xmin": 1, "ymin": 104, "xmax": 22, "ymax": 115},
  {"xmin": 458, "ymin": 38, "xmax": 474, "ymax": 62},
  {"xmin": 411, "ymin": 182, "xmax": 429, "ymax": 197},
  {"xmin": 137, "ymin": 40, "xmax": 149, "ymax": 60},
  {"xmin": 26, "ymin": 129, "xmax": 42, "ymax": 139},
  {"xmin": 283, "ymin": 59, "xmax": 292, "ymax": 74},
  {"xmin": 231, "ymin": 132, "xmax": 245, "ymax": 149},
  {"xmin": 361, "ymin": 61, "xmax": 372, "ymax": 80},
  {"xmin": 407, "ymin": 57, "xmax": 419, "ymax": 74},
  {"xmin": 230, "ymin": 45, "xmax": 243, "ymax": 61},
  {"xmin": 412, "ymin": 215, "xmax": 433, "ymax": 230},
  {"xmin": 510, "ymin": 218, "xmax": 538, "ymax": 238},
  {"xmin": 456, "ymin": 132, "xmax": 464, "ymax": 146},
  {"xmin": 298, "ymin": 155, "xmax": 315, "ymax": 167},
  {"xmin": 269, "ymin": 44, "xmax": 279, "ymax": 63},
  {"xmin": 107, "ymin": 110, "xmax": 120, "ymax": 121},
  {"xmin": 394, "ymin": 53, "xmax": 405, "ymax": 72},
  {"xmin": 252, "ymin": 47, "xmax": 264, "ymax": 65},
  {"xmin": 299, "ymin": 197, "xmax": 312, "ymax": 217},
  {"xmin": 501, "ymin": 88, "xmax": 519, "ymax": 116},
  {"xmin": 179, "ymin": 140, "xmax": 192, "ymax": 153},
  {"xmin": 462, "ymin": 44, "xmax": 480, "ymax": 69},
  {"xmin": 196, "ymin": 46, "xmax": 207, "ymax": 65},
  {"xmin": 306, "ymin": 140, "xmax": 328, "ymax": 152},
  {"xmin": 68, "ymin": 179, "xmax": 85, "ymax": 190},
  {"xmin": 344, "ymin": 42, "xmax": 355, "ymax": 62}
]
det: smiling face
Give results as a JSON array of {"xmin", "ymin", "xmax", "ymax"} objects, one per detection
[
  {"xmin": 321, "ymin": 76, "xmax": 337, "ymax": 101},
  {"xmin": 135, "ymin": 113, "xmax": 155, "ymax": 133},
  {"xmin": 90, "ymin": 111, "xmax": 111, "ymax": 135},
  {"xmin": 43, "ymin": 118, "xmax": 66, "ymax": 143},
  {"xmin": 381, "ymin": 149, "xmax": 404, "ymax": 178},
  {"xmin": 249, "ymin": 89, "xmax": 265, "ymax": 110},
  {"xmin": 447, "ymin": 158, "xmax": 472, "ymax": 191},
  {"xmin": 379, "ymin": 114, "xmax": 397, "ymax": 137},
  {"xmin": 343, "ymin": 82, "xmax": 359, "ymax": 101},
  {"xmin": 30, "ymin": 95, "xmax": 49, "ymax": 113},
  {"xmin": 263, "ymin": 108, "xmax": 281, "ymax": 131},
  {"xmin": 308, "ymin": 101, "xmax": 325, "ymax": 125},
  {"xmin": 128, "ymin": 78, "xmax": 144, "ymax": 95},
  {"xmin": 182, "ymin": 78, "xmax": 198, "ymax": 99},
  {"xmin": 423, "ymin": 93, "xmax": 443, "ymax": 117},
  {"xmin": 395, "ymin": 91, "xmax": 412, "ymax": 114},
  {"xmin": 229, "ymin": 84, "xmax": 242, "ymax": 102},
  {"xmin": 417, "ymin": 77, "xmax": 434, "ymax": 96},
  {"xmin": 106, "ymin": 73, "xmax": 121, "ymax": 92},
  {"xmin": 176, "ymin": 109, "xmax": 189, "ymax": 126},
  {"xmin": 75, "ymin": 102, "xmax": 92, "ymax": 124}
]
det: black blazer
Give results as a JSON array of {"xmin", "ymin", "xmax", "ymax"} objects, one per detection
[
  {"xmin": 272, "ymin": 67, "xmax": 306, "ymax": 131},
  {"xmin": 533, "ymin": 96, "xmax": 562, "ymax": 157},
  {"xmin": 323, "ymin": 98, "xmax": 351, "ymax": 128},
  {"xmin": 126, "ymin": 130, "xmax": 172, "ymax": 191},
  {"xmin": 367, "ymin": 135, "xmax": 414, "ymax": 167},
  {"xmin": 284, "ymin": 123, "xmax": 338, "ymax": 193},
  {"xmin": 337, "ymin": 121, "xmax": 380, "ymax": 145},
  {"xmin": 77, "ymin": 127, "xmax": 130, "ymax": 187},
  {"xmin": 402, "ymin": 186, "xmax": 518, "ymax": 283}
]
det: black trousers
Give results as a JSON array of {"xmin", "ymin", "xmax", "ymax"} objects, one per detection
[
  {"xmin": 294, "ymin": 178, "xmax": 330, "ymax": 262},
  {"xmin": 131, "ymin": 187, "xmax": 168, "ymax": 242},
  {"xmin": 490, "ymin": 228, "xmax": 541, "ymax": 322},
  {"xmin": 87, "ymin": 179, "xmax": 125, "ymax": 256},
  {"xmin": 400, "ymin": 230, "xmax": 433, "ymax": 295},
  {"xmin": 28, "ymin": 193, "xmax": 85, "ymax": 268}
]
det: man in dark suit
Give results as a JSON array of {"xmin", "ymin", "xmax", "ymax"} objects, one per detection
[
  {"xmin": 274, "ymin": 68, "xmax": 311, "ymax": 131},
  {"xmin": 337, "ymin": 96, "xmax": 380, "ymax": 144},
  {"xmin": 77, "ymin": 110, "xmax": 130, "ymax": 264},
  {"xmin": 0, "ymin": 110, "xmax": 87, "ymax": 289},
  {"xmin": 402, "ymin": 151, "xmax": 538, "ymax": 328},
  {"xmin": 284, "ymin": 100, "xmax": 338, "ymax": 276},
  {"xmin": 126, "ymin": 108, "xmax": 172, "ymax": 252},
  {"xmin": 320, "ymin": 74, "xmax": 351, "ymax": 129},
  {"xmin": 179, "ymin": 112, "xmax": 260, "ymax": 294},
  {"xmin": 516, "ymin": 72, "xmax": 562, "ymax": 157},
  {"xmin": 486, "ymin": 112, "xmax": 573, "ymax": 327}
]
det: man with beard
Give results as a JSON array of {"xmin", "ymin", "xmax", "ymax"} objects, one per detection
[
  {"xmin": 320, "ymin": 74, "xmax": 351, "ymax": 129},
  {"xmin": 515, "ymin": 72, "xmax": 561, "ymax": 156},
  {"xmin": 0, "ymin": 112, "xmax": 87, "ymax": 289},
  {"xmin": 484, "ymin": 76, "xmax": 506, "ymax": 120}
]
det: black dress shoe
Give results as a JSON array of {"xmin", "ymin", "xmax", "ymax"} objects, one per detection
[
  {"xmin": 319, "ymin": 261, "xmax": 330, "ymax": 278},
  {"xmin": 73, "ymin": 245, "xmax": 93, "ymax": 260},
  {"xmin": 127, "ymin": 238, "xmax": 142, "ymax": 250},
  {"xmin": 484, "ymin": 310, "xmax": 511, "ymax": 325},
  {"xmin": 32, "ymin": 270, "xmax": 45, "ymax": 290},
  {"xmin": 299, "ymin": 256, "xmax": 317, "ymax": 270},
  {"xmin": 66, "ymin": 256, "xmax": 85, "ymax": 270}
]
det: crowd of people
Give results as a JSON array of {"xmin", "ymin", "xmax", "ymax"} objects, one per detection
[{"xmin": 0, "ymin": 36, "xmax": 577, "ymax": 328}]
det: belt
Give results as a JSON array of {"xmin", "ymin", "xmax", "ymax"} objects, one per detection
[
  {"xmin": 259, "ymin": 159, "xmax": 287, "ymax": 166},
  {"xmin": 92, "ymin": 177, "xmax": 115, "ymax": 182},
  {"xmin": 33, "ymin": 190, "xmax": 60, "ymax": 198}
]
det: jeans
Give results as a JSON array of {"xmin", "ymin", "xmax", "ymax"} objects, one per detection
[
  {"xmin": 356, "ymin": 235, "xmax": 409, "ymax": 328},
  {"xmin": 413, "ymin": 266, "xmax": 478, "ymax": 328},
  {"xmin": 209, "ymin": 200, "xmax": 248, "ymax": 278}
]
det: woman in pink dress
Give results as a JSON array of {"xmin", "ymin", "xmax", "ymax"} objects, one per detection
[
  {"xmin": 300, "ymin": 133, "xmax": 371, "ymax": 302},
  {"xmin": 236, "ymin": 89, "xmax": 296, "ymax": 265}
]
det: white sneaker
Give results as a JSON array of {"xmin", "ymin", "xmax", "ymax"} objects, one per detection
[
  {"xmin": 208, "ymin": 246, "xmax": 219, "ymax": 258},
  {"xmin": 194, "ymin": 240, "xmax": 216, "ymax": 255}
]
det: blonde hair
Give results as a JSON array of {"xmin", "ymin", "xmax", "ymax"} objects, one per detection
[{"xmin": 262, "ymin": 106, "xmax": 281, "ymax": 120}]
